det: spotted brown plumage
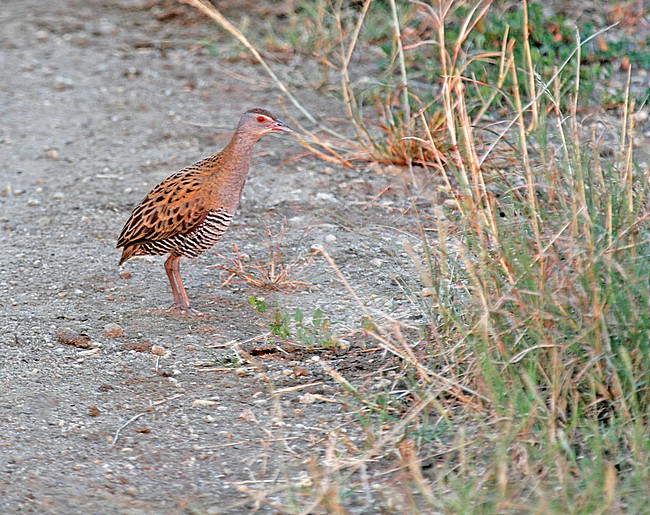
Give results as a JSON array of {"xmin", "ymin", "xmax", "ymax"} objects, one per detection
[{"xmin": 117, "ymin": 108, "xmax": 292, "ymax": 314}]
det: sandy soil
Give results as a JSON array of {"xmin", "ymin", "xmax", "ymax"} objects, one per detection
[
  {"xmin": 0, "ymin": 0, "xmax": 429, "ymax": 512},
  {"xmin": 2, "ymin": 1, "xmax": 646, "ymax": 513}
]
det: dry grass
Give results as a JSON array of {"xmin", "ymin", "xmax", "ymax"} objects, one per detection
[{"xmin": 209, "ymin": 220, "xmax": 312, "ymax": 292}]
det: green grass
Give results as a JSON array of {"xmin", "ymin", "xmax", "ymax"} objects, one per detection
[{"xmin": 179, "ymin": 0, "xmax": 649, "ymax": 511}]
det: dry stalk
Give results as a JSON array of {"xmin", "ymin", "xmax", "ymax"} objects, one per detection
[
  {"xmin": 478, "ymin": 22, "xmax": 620, "ymax": 166},
  {"xmin": 338, "ymin": 0, "xmax": 374, "ymax": 141},
  {"xmin": 179, "ymin": 0, "xmax": 347, "ymax": 142},
  {"xmin": 509, "ymin": 56, "xmax": 542, "ymax": 253},
  {"xmin": 111, "ymin": 412, "xmax": 149, "ymax": 446},
  {"xmin": 398, "ymin": 439, "xmax": 438, "ymax": 509},
  {"xmin": 303, "ymin": 432, "xmax": 347, "ymax": 515},
  {"xmin": 522, "ymin": 0, "xmax": 539, "ymax": 129},
  {"xmin": 389, "ymin": 0, "xmax": 410, "ymax": 124},
  {"xmin": 211, "ymin": 222, "xmax": 311, "ymax": 291},
  {"xmin": 195, "ymin": 436, "xmax": 302, "ymax": 450}
]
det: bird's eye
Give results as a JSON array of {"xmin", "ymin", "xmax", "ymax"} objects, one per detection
[{"xmin": 257, "ymin": 116, "xmax": 266, "ymax": 123}]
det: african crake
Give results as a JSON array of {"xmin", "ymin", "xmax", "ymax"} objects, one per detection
[{"xmin": 117, "ymin": 108, "xmax": 292, "ymax": 313}]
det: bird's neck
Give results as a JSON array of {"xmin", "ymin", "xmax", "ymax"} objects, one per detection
[
  {"xmin": 205, "ymin": 131, "xmax": 261, "ymax": 208},
  {"xmin": 221, "ymin": 131, "xmax": 260, "ymax": 175}
]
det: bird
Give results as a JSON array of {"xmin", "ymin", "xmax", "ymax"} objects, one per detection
[{"xmin": 116, "ymin": 107, "xmax": 292, "ymax": 314}]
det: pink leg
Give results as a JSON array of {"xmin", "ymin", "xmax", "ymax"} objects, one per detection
[
  {"xmin": 164, "ymin": 255, "xmax": 182, "ymax": 308},
  {"xmin": 164, "ymin": 255, "xmax": 201, "ymax": 315}
]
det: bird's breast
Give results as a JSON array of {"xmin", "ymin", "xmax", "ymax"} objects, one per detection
[{"xmin": 206, "ymin": 166, "xmax": 250, "ymax": 210}]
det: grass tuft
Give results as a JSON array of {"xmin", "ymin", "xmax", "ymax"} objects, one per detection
[{"xmin": 210, "ymin": 219, "xmax": 312, "ymax": 292}]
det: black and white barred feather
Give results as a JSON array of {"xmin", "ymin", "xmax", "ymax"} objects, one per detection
[{"xmin": 139, "ymin": 209, "xmax": 233, "ymax": 258}]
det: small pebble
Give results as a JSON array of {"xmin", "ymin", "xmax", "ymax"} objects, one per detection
[
  {"xmin": 192, "ymin": 399, "xmax": 217, "ymax": 406},
  {"xmin": 151, "ymin": 344, "xmax": 166, "ymax": 356},
  {"xmin": 45, "ymin": 149, "xmax": 59, "ymax": 159},
  {"xmin": 78, "ymin": 348, "xmax": 101, "ymax": 356},
  {"xmin": 292, "ymin": 367, "xmax": 309, "ymax": 378},
  {"xmin": 315, "ymin": 192, "xmax": 336, "ymax": 202},
  {"xmin": 299, "ymin": 393, "xmax": 317, "ymax": 404},
  {"xmin": 55, "ymin": 328, "xmax": 92, "ymax": 349},
  {"xmin": 422, "ymin": 287, "xmax": 436, "ymax": 297},
  {"xmin": 103, "ymin": 323, "xmax": 125, "ymax": 338},
  {"xmin": 633, "ymin": 110, "xmax": 648, "ymax": 123},
  {"xmin": 1, "ymin": 333, "xmax": 19, "ymax": 347},
  {"xmin": 96, "ymin": 20, "xmax": 117, "ymax": 36},
  {"xmin": 27, "ymin": 198, "xmax": 41, "ymax": 206},
  {"xmin": 53, "ymin": 77, "xmax": 74, "ymax": 91}
]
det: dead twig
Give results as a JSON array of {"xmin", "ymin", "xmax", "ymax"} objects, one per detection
[{"xmin": 111, "ymin": 412, "xmax": 149, "ymax": 446}]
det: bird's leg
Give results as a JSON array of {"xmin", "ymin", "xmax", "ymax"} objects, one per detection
[
  {"xmin": 165, "ymin": 254, "xmax": 202, "ymax": 316},
  {"xmin": 164, "ymin": 255, "xmax": 182, "ymax": 308},
  {"xmin": 173, "ymin": 260, "xmax": 191, "ymax": 311}
]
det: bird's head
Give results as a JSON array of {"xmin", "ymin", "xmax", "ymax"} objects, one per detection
[{"xmin": 238, "ymin": 107, "xmax": 292, "ymax": 138}]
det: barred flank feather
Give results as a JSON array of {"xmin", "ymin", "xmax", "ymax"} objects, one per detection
[{"xmin": 139, "ymin": 209, "xmax": 233, "ymax": 258}]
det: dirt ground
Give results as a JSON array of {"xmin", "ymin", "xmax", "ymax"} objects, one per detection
[
  {"xmin": 0, "ymin": 1, "xmax": 433, "ymax": 512},
  {"xmin": 2, "ymin": 1, "xmax": 647, "ymax": 513}
]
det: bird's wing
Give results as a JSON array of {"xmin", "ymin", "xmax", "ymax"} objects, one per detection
[{"xmin": 117, "ymin": 168, "xmax": 210, "ymax": 248}]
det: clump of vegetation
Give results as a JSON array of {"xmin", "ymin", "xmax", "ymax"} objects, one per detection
[
  {"xmin": 249, "ymin": 296, "xmax": 340, "ymax": 349},
  {"xmin": 180, "ymin": 0, "xmax": 648, "ymax": 511},
  {"xmin": 210, "ymin": 219, "xmax": 312, "ymax": 291}
]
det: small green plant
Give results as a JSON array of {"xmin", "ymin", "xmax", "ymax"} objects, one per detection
[
  {"xmin": 248, "ymin": 296, "xmax": 340, "ymax": 348},
  {"xmin": 294, "ymin": 307, "xmax": 339, "ymax": 348},
  {"xmin": 211, "ymin": 349, "xmax": 243, "ymax": 368}
]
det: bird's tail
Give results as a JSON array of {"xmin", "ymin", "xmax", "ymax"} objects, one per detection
[{"xmin": 118, "ymin": 244, "xmax": 140, "ymax": 265}]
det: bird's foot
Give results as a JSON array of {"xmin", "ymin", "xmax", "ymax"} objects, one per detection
[{"xmin": 167, "ymin": 304, "xmax": 204, "ymax": 317}]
